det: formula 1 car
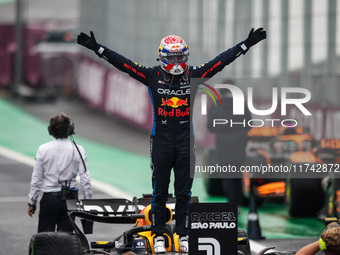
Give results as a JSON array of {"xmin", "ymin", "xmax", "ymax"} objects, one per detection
[
  {"xmin": 256, "ymin": 247, "xmax": 296, "ymax": 255},
  {"xmin": 318, "ymin": 139, "xmax": 340, "ymax": 218},
  {"xmin": 244, "ymin": 126, "xmax": 326, "ymax": 217},
  {"xmin": 28, "ymin": 194, "xmax": 251, "ymax": 255},
  {"xmin": 204, "ymin": 126, "xmax": 340, "ymax": 217},
  {"xmin": 254, "ymin": 217, "xmax": 339, "ymax": 255}
]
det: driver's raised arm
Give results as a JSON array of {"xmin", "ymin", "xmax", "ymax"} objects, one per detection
[{"xmin": 77, "ymin": 31, "xmax": 153, "ymax": 85}]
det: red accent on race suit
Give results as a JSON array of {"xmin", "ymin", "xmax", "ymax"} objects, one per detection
[
  {"xmin": 124, "ymin": 63, "xmax": 146, "ymax": 79},
  {"xmin": 201, "ymin": 61, "xmax": 222, "ymax": 78}
]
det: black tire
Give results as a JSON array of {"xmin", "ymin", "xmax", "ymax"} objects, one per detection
[
  {"xmin": 286, "ymin": 178, "xmax": 324, "ymax": 217},
  {"xmin": 238, "ymin": 228, "xmax": 251, "ymax": 255},
  {"xmin": 28, "ymin": 232, "xmax": 82, "ymax": 255}
]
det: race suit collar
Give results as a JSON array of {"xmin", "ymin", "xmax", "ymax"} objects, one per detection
[{"xmin": 157, "ymin": 65, "xmax": 189, "ymax": 82}]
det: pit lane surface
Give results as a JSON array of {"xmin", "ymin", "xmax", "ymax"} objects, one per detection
[
  {"xmin": 0, "ymin": 95, "xmax": 323, "ymax": 254},
  {"xmin": 0, "ymin": 152, "xmax": 135, "ymax": 254}
]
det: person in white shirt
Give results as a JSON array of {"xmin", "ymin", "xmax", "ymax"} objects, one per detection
[{"xmin": 27, "ymin": 112, "xmax": 92, "ymax": 232}]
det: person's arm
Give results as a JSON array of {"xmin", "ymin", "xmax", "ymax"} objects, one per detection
[
  {"xmin": 296, "ymin": 241, "xmax": 320, "ymax": 255},
  {"xmin": 77, "ymin": 31, "xmax": 152, "ymax": 85},
  {"xmin": 27, "ymin": 148, "xmax": 44, "ymax": 216},
  {"xmin": 191, "ymin": 28, "xmax": 266, "ymax": 79},
  {"xmin": 78, "ymin": 146, "xmax": 92, "ymax": 199}
]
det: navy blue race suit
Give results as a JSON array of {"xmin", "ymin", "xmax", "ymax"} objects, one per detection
[{"xmin": 96, "ymin": 41, "xmax": 247, "ymax": 236}]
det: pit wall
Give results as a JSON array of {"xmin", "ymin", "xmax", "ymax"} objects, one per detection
[{"xmin": 0, "ymin": 24, "xmax": 46, "ymax": 88}]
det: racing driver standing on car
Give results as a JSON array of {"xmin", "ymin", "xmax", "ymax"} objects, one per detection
[{"xmin": 77, "ymin": 28, "xmax": 266, "ymax": 253}]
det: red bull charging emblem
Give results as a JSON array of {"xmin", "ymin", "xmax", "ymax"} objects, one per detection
[{"xmin": 161, "ymin": 97, "xmax": 188, "ymax": 108}]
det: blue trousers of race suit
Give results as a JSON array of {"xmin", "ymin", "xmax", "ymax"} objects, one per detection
[{"xmin": 150, "ymin": 131, "xmax": 193, "ymax": 236}]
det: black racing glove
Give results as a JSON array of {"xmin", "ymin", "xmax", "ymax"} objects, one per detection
[
  {"xmin": 247, "ymin": 27, "xmax": 267, "ymax": 46},
  {"xmin": 241, "ymin": 27, "xmax": 267, "ymax": 54},
  {"xmin": 77, "ymin": 31, "xmax": 104, "ymax": 57}
]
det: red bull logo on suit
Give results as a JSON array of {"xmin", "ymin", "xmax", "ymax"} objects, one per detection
[{"xmin": 159, "ymin": 97, "xmax": 189, "ymax": 117}]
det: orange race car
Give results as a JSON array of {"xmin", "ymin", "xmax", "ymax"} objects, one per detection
[
  {"xmin": 204, "ymin": 126, "xmax": 340, "ymax": 217},
  {"xmin": 318, "ymin": 139, "xmax": 340, "ymax": 218}
]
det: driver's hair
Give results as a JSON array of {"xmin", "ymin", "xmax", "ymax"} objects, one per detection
[{"xmin": 321, "ymin": 222, "xmax": 340, "ymax": 253}]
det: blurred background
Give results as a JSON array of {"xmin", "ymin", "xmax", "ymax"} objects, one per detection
[
  {"xmin": 0, "ymin": 0, "xmax": 339, "ymax": 136},
  {"xmin": 0, "ymin": 0, "xmax": 340, "ymax": 249}
]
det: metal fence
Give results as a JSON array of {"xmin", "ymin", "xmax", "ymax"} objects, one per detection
[{"xmin": 79, "ymin": 0, "xmax": 340, "ymax": 105}]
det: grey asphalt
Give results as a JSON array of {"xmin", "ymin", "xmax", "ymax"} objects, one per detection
[
  {"xmin": 0, "ymin": 153, "xmax": 134, "ymax": 255},
  {"xmin": 12, "ymin": 95, "xmax": 150, "ymax": 156}
]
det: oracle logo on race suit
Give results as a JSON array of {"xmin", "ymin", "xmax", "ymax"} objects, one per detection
[{"xmin": 157, "ymin": 88, "xmax": 190, "ymax": 96}]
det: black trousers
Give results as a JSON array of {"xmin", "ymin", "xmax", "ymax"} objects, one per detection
[
  {"xmin": 38, "ymin": 193, "xmax": 73, "ymax": 233},
  {"xmin": 150, "ymin": 132, "xmax": 193, "ymax": 236}
]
